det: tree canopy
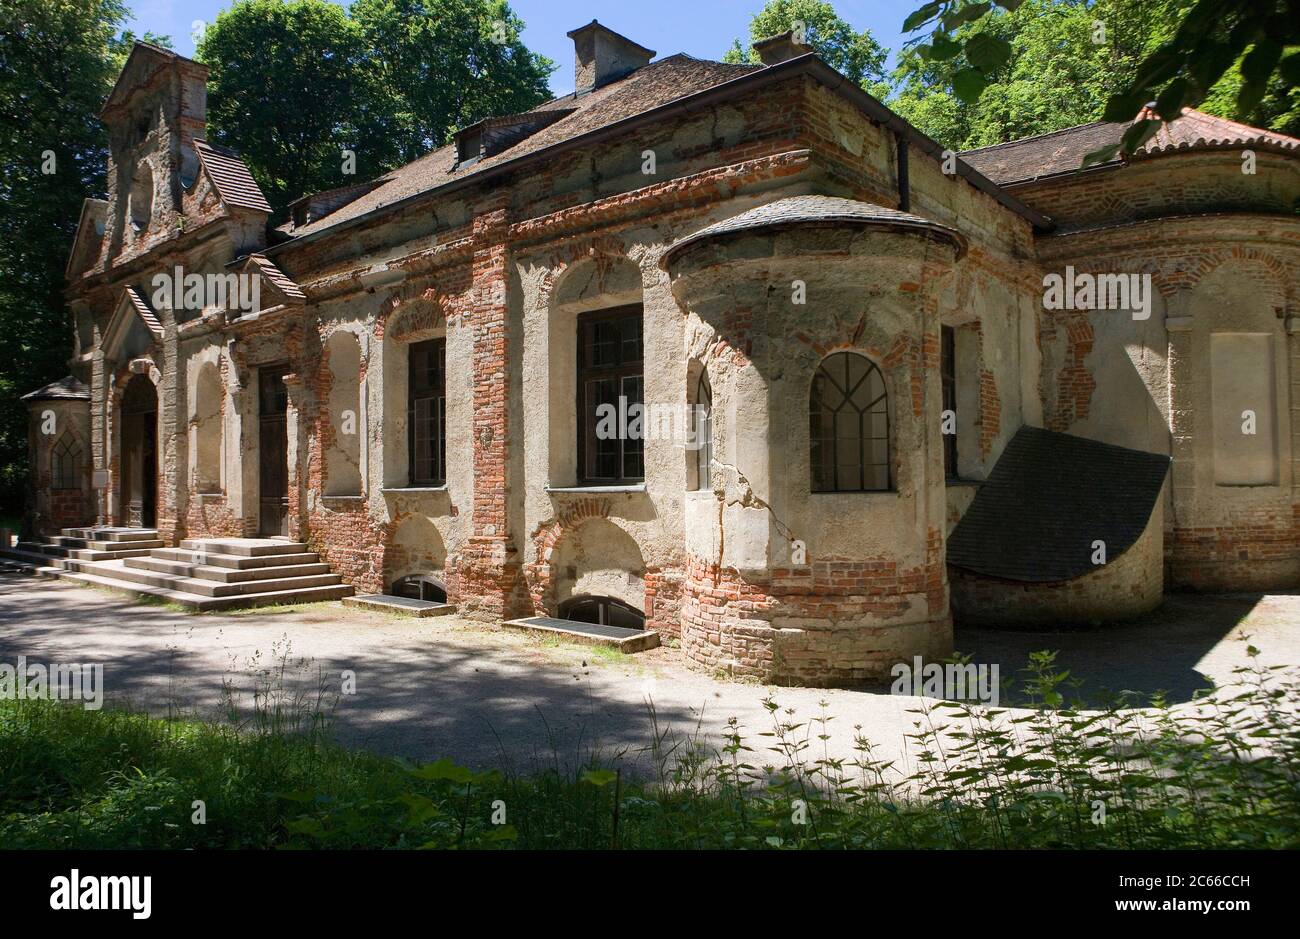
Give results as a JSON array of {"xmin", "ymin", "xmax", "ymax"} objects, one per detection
[
  {"xmin": 197, "ymin": 0, "xmax": 553, "ymax": 219},
  {"xmin": 0, "ymin": 0, "xmax": 145, "ymax": 514},
  {"xmin": 723, "ymin": 0, "xmax": 890, "ymax": 98},
  {"xmin": 895, "ymin": 0, "xmax": 1300, "ymax": 159}
]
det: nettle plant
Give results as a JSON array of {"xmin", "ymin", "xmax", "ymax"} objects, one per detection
[{"xmin": 2, "ymin": 643, "xmax": 1297, "ymax": 849}]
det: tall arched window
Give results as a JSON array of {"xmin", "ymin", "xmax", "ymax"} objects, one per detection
[
  {"xmin": 51, "ymin": 433, "xmax": 81, "ymax": 491},
  {"xmin": 690, "ymin": 368, "xmax": 712, "ymax": 491},
  {"xmin": 809, "ymin": 352, "xmax": 890, "ymax": 492}
]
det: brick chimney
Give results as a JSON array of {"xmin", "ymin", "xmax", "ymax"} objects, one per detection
[
  {"xmin": 567, "ymin": 20, "xmax": 655, "ymax": 94},
  {"xmin": 752, "ymin": 30, "xmax": 813, "ymax": 66}
]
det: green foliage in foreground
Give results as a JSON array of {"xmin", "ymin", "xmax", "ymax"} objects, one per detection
[{"xmin": 1, "ymin": 649, "xmax": 1297, "ymax": 849}]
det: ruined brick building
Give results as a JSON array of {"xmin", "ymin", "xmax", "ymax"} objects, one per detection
[{"xmin": 12, "ymin": 23, "xmax": 1300, "ymax": 685}]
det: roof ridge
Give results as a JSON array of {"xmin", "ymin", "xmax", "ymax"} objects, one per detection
[
  {"xmin": 1180, "ymin": 107, "xmax": 1300, "ymax": 146},
  {"xmin": 960, "ymin": 120, "xmax": 1113, "ymax": 155}
]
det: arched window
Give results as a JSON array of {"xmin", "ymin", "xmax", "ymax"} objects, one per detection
[
  {"xmin": 689, "ymin": 368, "xmax": 712, "ymax": 491},
  {"xmin": 326, "ymin": 331, "xmax": 362, "ymax": 496},
  {"xmin": 129, "ymin": 164, "xmax": 153, "ymax": 231},
  {"xmin": 390, "ymin": 574, "xmax": 447, "ymax": 603},
  {"xmin": 192, "ymin": 363, "xmax": 223, "ymax": 494},
  {"xmin": 51, "ymin": 434, "xmax": 81, "ymax": 491},
  {"xmin": 558, "ymin": 595, "xmax": 645, "ymax": 631},
  {"xmin": 809, "ymin": 352, "xmax": 890, "ymax": 492},
  {"xmin": 408, "ymin": 338, "xmax": 446, "ymax": 487}
]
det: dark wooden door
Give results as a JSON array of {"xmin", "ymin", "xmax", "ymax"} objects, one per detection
[
  {"xmin": 258, "ymin": 368, "xmax": 288, "ymax": 536},
  {"xmin": 120, "ymin": 374, "xmax": 157, "ymax": 529},
  {"xmin": 140, "ymin": 413, "xmax": 157, "ymax": 527}
]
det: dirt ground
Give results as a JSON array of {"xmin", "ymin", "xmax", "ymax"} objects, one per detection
[{"xmin": 0, "ymin": 572, "xmax": 1295, "ymax": 776}]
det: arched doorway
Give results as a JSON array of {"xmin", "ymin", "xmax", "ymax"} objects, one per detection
[{"xmin": 119, "ymin": 374, "xmax": 158, "ymax": 528}]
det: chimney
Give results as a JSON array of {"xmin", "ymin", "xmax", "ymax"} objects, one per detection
[
  {"xmin": 567, "ymin": 20, "xmax": 655, "ymax": 94},
  {"xmin": 752, "ymin": 30, "xmax": 813, "ymax": 66}
]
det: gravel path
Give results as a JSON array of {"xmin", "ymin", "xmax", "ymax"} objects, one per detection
[{"xmin": 2, "ymin": 572, "xmax": 1296, "ymax": 778}]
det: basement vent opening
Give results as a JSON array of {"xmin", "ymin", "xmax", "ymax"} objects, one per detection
[
  {"xmin": 390, "ymin": 574, "xmax": 447, "ymax": 604},
  {"xmin": 557, "ymin": 595, "xmax": 645, "ymax": 631}
]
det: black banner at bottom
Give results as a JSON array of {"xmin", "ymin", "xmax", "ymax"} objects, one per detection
[{"xmin": 0, "ymin": 849, "xmax": 1291, "ymax": 924}]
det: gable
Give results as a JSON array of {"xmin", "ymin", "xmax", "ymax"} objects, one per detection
[
  {"xmin": 101, "ymin": 287, "xmax": 163, "ymax": 362},
  {"xmin": 66, "ymin": 199, "xmax": 107, "ymax": 277}
]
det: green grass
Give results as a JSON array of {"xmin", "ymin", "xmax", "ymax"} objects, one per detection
[{"xmin": 1, "ymin": 646, "xmax": 1297, "ymax": 849}]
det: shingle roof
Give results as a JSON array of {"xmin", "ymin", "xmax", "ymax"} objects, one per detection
[
  {"xmin": 961, "ymin": 108, "xmax": 1300, "ymax": 185},
  {"xmin": 22, "ymin": 375, "xmax": 90, "ymax": 402},
  {"xmin": 245, "ymin": 254, "xmax": 306, "ymax": 303},
  {"xmin": 123, "ymin": 286, "xmax": 164, "ymax": 335},
  {"xmin": 284, "ymin": 55, "xmax": 760, "ymax": 239},
  {"xmin": 194, "ymin": 139, "xmax": 273, "ymax": 213},
  {"xmin": 663, "ymin": 195, "xmax": 967, "ymax": 262},
  {"xmin": 946, "ymin": 426, "xmax": 1169, "ymax": 583}
]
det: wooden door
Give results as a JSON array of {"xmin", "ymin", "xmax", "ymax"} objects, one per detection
[{"xmin": 258, "ymin": 368, "xmax": 288, "ymax": 536}]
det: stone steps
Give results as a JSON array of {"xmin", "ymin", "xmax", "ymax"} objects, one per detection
[
  {"xmin": 180, "ymin": 538, "xmax": 310, "ymax": 557},
  {"xmin": 0, "ymin": 528, "xmax": 353, "ymax": 611},
  {"xmin": 58, "ymin": 566, "xmax": 353, "ymax": 611},
  {"xmin": 151, "ymin": 547, "xmax": 321, "ymax": 569},
  {"xmin": 125, "ymin": 555, "xmax": 332, "ymax": 582}
]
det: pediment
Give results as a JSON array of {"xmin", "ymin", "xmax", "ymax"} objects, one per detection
[
  {"xmin": 66, "ymin": 199, "xmax": 107, "ymax": 277},
  {"xmin": 102, "ymin": 287, "xmax": 163, "ymax": 362}
]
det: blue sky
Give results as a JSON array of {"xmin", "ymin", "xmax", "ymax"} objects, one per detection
[{"xmin": 126, "ymin": 0, "xmax": 918, "ymax": 95}]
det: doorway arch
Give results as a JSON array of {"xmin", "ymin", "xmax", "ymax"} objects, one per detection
[{"xmin": 119, "ymin": 373, "xmax": 158, "ymax": 528}]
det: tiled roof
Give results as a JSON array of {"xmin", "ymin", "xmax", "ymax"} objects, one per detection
[
  {"xmin": 245, "ymin": 254, "xmax": 307, "ymax": 303},
  {"xmin": 285, "ymin": 55, "xmax": 760, "ymax": 239},
  {"xmin": 946, "ymin": 426, "xmax": 1169, "ymax": 583},
  {"xmin": 194, "ymin": 139, "xmax": 273, "ymax": 213},
  {"xmin": 22, "ymin": 375, "xmax": 90, "ymax": 402},
  {"xmin": 961, "ymin": 108, "xmax": 1300, "ymax": 185},
  {"xmin": 123, "ymin": 286, "xmax": 164, "ymax": 335},
  {"xmin": 663, "ymin": 195, "xmax": 967, "ymax": 262}
]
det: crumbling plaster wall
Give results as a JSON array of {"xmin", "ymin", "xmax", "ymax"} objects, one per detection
[{"xmin": 1033, "ymin": 183, "xmax": 1300, "ymax": 590}]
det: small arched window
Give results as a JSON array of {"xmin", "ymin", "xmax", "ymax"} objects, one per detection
[
  {"xmin": 51, "ymin": 434, "xmax": 81, "ymax": 491},
  {"xmin": 390, "ymin": 574, "xmax": 447, "ymax": 603},
  {"xmin": 558, "ymin": 595, "xmax": 645, "ymax": 631},
  {"xmin": 690, "ymin": 368, "xmax": 712, "ymax": 491},
  {"xmin": 809, "ymin": 352, "xmax": 890, "ymax": 492}
]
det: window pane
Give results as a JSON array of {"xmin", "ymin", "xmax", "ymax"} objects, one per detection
[
  {"xmin": 409, "ymin": 339, "xmax": 446, "ymax": 486},
  {"xmin": 810, "ymin": 353, "xmax": 889, "ymax": 492},
  {"xmin": 578, "ymin": 306, "xmax": 644, "ymax": 485}
]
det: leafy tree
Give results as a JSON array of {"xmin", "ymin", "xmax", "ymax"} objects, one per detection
[
  {"xmin": 898, "ymin": 0, "xmax": 1300, "ymax": 161},
  {"xmin": 892, "ymin": 0, "xmax": 1191, "ymax": 150},
  {"xmin": 197, "ymin": 0, "xmax": 377, "ymax": 221},
  {"xmin": 1199, "ymin": 54, "xmax": 1300, "ymax": 137},
  {"xmin": 723, "ymin": 0, "xmax": 890, "ymax": 98},
  {"xmin": 350, "ymin": 0, "xmax": 554, "ymax": 165},
  {"xmin": 197, "ymin": 0, "xmax": 553, "ymax": 219},
  {"xmin": 0, "ymin": 0, "xmax": 137, "ymax": 514}
]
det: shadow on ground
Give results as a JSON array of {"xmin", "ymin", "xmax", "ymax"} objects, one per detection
[
  {"xmin": 955, "ymin": 592, "xmax": 1274, "ymax": 706},
  {"xmin": 0, "ymin": 574, "xmax": 694, "ymax": 777}
]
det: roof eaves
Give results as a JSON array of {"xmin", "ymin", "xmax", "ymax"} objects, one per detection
[{"xmin": 266, "ymin": 54, "xmax": 1052, "ymax": 257}]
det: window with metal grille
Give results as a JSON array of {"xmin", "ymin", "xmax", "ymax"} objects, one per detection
[
  {"xmin": 51, "ymin": 434, "xmax": 81, "ymax": 490},
  {"xmin": 408, "ymin": 338, "xmax": 446, "ymax": 487},
  {"xmin": 809, "ymin": 352, "xmax": 890, "ymax": 492},
  {"xmin": 51, "ymin": 431, "xmax": 81, "ymax": 489},
  {"xmin": 558, "ymin": 594, "xmax": 645, "ymax": 631},
  {"xmin": 577, "ymin": 305, "xmax": 643, "ymax": 485}
]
